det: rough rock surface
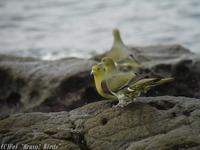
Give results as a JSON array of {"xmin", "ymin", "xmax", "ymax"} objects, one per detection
[
  {"xmin": 0, "ymin": 96, "xmax": 200, "ymax": 150},
  {"xmin": 1, "ymin": 44, "xmax": 200, "ymax": 149},
  {"xmin": 0, "ymin": 54, "xmax": 99, "ymax": 115}
]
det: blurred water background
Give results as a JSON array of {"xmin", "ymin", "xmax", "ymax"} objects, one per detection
[{"xmin": 0, "ymin": 0, "xmax": 200, "ymax": 60}]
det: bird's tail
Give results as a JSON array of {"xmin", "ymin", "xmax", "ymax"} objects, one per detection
[
  {"xmin": 127, "ymin": 77, "xmax": 174, "ymax": 93},
  {"xmin": 144, "ymin": 77, "xmax": 174, "ymax": 93},
  {"xmin": 149, "ymin": 77, "xmax": 174, "ymax": 87}
]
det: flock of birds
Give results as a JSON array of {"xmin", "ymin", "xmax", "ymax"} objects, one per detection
[{"xmin": 91, "ymin": 29, "xmax": 174, "ymax": 107}]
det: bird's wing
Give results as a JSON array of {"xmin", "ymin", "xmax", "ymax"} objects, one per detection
[
  {"xmin": 145, "ymin": 77, "xmax": 174, "ymax": 88},
  {"xmin": 104, "ymin": 72, "xmax": 136, "ymax": 92},
  {"xmin": 128, "ymin": 77, "xmax": 173, "ymax": 92}
]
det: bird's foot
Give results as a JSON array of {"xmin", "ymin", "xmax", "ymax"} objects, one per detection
[{"xmin": 113, "ymin": 99, "xmax": 133, "ymax": 108}]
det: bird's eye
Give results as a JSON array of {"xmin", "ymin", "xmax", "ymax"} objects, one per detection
[
  {"xmin": 103, "ymin": 68, "xmax": 106, "ymax": 71},
  {"xmin": 97, "ymin": 68, "xmax": 100, "ymax": 70}
]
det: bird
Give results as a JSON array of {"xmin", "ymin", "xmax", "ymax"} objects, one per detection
[
  {"xmin": 101, "ymin": 57, "xmax": 145, "ymax": 91},
  {"xmin": 91, "ymin": 64, "xmax": 116, "ymax": 99},
  {"xmin": 102, "ymin": 56, "xmax": 164, "ymax": 80},
  {"xmin": 100, "ymin": 57, "xmax": 173, "ymax": 106},
  {"xmin": 105, "ymin": 28, "xmax": 142, "ymax": 71},
  {"xmin": 91, "ymin": 62, "xmax": 139, "ymax": 100},
  {"xmin": 91, "ymin": 57, "xmax": 174, "ymax": 107},
  {"xmin": 101, "ymin": 57, "xmax": 148, "ymax": 80},
  {"xmin": 101, "ymin": 57, "xmax": 118, "ymax": 73}
]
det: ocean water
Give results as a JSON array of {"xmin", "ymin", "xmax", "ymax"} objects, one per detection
[{"xmin": 0, "ymin": 0, "xmax": 200, "ymax": 60}]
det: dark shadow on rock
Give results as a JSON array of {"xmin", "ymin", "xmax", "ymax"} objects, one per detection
[
  {"xmin": 0, "ymin": 55, "xmax": 99, "ymax": 115},
  {"xmin": 148, "ymin": 58, "xmax": 200, "ymax": 98}
]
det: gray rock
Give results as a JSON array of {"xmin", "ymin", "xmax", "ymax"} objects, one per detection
[
  {"xmin": 0, "ymin": 55, "xmax": 99, "ymax": 115},
  {"xmin": 0, "ymin": 96, "xmax": 200, "ymax": 150},
  {"xmin": 1, "ymin": 44, "xmax": 200, "ymax": 116}
]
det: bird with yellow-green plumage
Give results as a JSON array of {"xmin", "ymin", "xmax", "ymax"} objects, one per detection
[
  {"xmin": 105, "ymin": 28, "xmax": 143, "ymax": 72},
  {"xmin": 91, "ymin": 57, "xmax": 173, "ymax": 107}
]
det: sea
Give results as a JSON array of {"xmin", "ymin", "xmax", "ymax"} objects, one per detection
[{"xmin": 0, "ymin": 0, "xmax": 200, "ymax": 60}]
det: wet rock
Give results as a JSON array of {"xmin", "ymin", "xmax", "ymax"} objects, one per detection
[
  {"xmin": 0, "ymin": 55, "xmax": 100, "ymax": 115},
  {"xmin": 0, "ymin": 96, "xmax": 199, "ymax": 150}
]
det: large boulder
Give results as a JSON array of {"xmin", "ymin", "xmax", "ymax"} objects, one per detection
[
  {"xmin": 1, "ymin": 44, "xmax": 200, "ymax": 116},
  {"xmin": 0, "ymin": 54, "xmax": 100, "ymax": 115},
  {"xmin": 1, "ymin": 44, "xmax": 200, "ymax": 149},
  {"xmin": 0, "ymin": 96, "xmax": 200, "ymax": 150}
]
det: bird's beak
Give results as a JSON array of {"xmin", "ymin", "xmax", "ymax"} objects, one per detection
[{"xmin": 90, "ymin": 70, "xmax": 95, "ymax": 75}]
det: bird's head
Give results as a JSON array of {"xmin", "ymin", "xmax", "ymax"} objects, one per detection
[
  {"xmin": 91, "ymin": 64, "xmax": 105, "ymax": 77},
  {"xmin": 101, "ymin": 57, "xmax": 117, "ymax": 72}
]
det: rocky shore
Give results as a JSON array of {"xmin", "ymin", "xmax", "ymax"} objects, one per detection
[{"xmin": 0, "ymin": 44, "xmax": 200, "ymax": 149}]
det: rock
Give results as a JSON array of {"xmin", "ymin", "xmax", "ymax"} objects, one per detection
[
  {"xmin": 1, "ymin": 44, "xmax": 200, "ymax": 115},
  {"xmin": 0, "ymin": 54, "xmax": 101, "ymax": 115},
  {"xmin": 142, "ymin": 45, "xmax": 200, "ymax": 99},
  {"xmin": 0, "ymin": 96, "xmax": 200, "ymax": 150}
]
